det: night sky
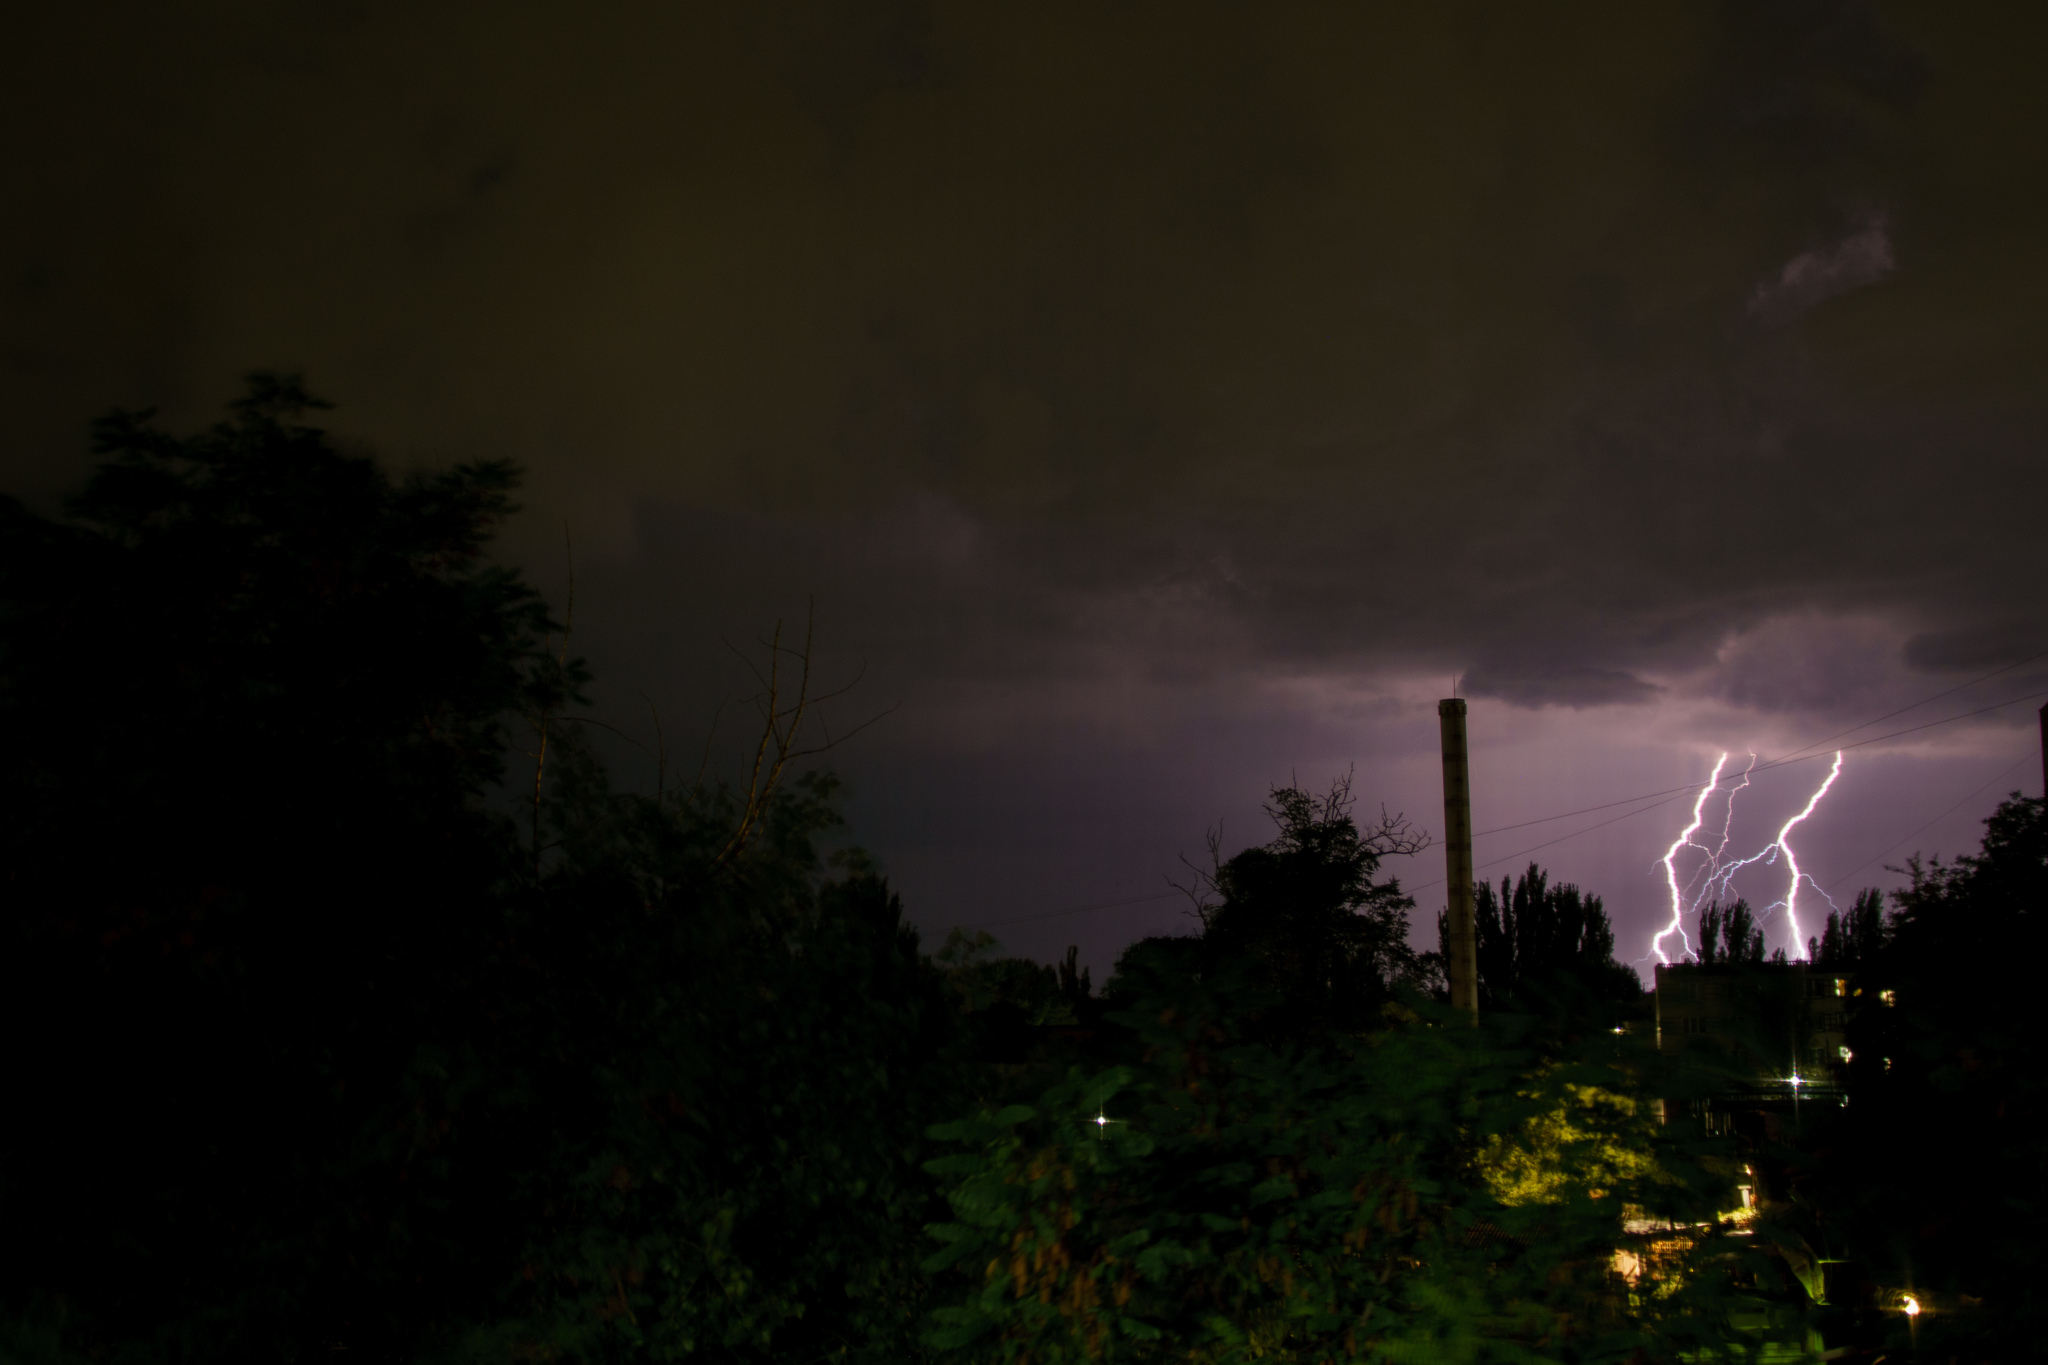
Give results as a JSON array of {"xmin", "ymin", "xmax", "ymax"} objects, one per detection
[{"xmin": 7, "ymin": 2, "xmax": 2045, "ymax": 978}]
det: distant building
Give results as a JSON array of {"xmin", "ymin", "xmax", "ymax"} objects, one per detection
[{"xmin": 1654, "ymin": 961, "xmax": 1855, "ymax": 1113}]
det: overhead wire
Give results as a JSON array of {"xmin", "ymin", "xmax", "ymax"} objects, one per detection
[{"xmin": 1818, "ymin": 749, "xmax": 2039, "ymax": 895}]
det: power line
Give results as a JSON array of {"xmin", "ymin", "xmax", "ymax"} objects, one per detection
[
  {"xmin": 1407, "ymin": 791, "xmax": 1696, "ymax": 896},
  {"xmin": 1758, "ymin": 645, "xmax": 2048, "ymax": 769},
  {"xmin": 1819, "ymin": 750, "xmax": 2037, "ymax": 894}
]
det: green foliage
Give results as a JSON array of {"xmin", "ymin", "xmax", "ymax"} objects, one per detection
[{"xmin": 922, "ymin": 986, "xmax": 1756, "ymax": 1364}]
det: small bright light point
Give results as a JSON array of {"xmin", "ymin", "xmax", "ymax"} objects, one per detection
[
  {"xmin": 1094, "ymin": 1112, "xmax": 1108, "ymax": 1127},
  {"xmin": 1902, "ymin": 1294, "xmax": 1921, "ymax": 1317}
]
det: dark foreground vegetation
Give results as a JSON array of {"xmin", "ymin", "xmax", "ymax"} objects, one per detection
[{"xmin": 1, "ymin": 379, "xmax": 2040, "ymax": 1362}]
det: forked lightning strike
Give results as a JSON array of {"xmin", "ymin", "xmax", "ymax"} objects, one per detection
[
  {"xmin": 1648, "ymin": 749, "xmax": 1845, "ymax": 963},
  {"xmin": 1772, "ymin": 751, "xmax": 1844, "ymax": 956},
  {"xmin": 1652, "ymin": 753, "xmax": 1726, "ymax": 964}
]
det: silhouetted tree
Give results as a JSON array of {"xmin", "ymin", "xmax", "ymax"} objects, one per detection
[
  {"xmin": 1696, "ymin": 899, "xmax": 1766, "ymax": 965},
  {"xmin": 1194, "ymin": 776, "xmax": 1428, "ymax": 1036},
  {"xmin": 1810, "ymin": 887, "xmax": 1887, "ymax": 964},
  {"xmin": 0, "ymin": 375, "xmax": 572, "ymax": 1357},
  {"xmin": 1460, "ymin": 862, "xmax": 1641, "ymax": 1014},
  {"xmin": 462, "ymin": 741, "xmax": 967, "ymax": 1363}
]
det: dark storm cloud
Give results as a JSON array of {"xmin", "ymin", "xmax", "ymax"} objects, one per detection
[{"xmin": 4, "ymin": 2, "xmax": 2044, "ymax": 956}]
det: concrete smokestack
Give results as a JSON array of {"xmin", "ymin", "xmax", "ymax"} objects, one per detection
[{"xmin": 1439, "ymin": 698, "xmax": 1479, "ymax": 1021}]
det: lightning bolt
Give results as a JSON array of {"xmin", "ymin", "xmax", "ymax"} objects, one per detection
[
  {"xmin": 1708, "ymin": 754, "xmax": 1756, "ymax": 863},
  {"xmin": 1653, "ymin": 753, "xmax": 1727, "ymax": 964},
  {"xmin": 1689, "ymin": 752, "xmax": 1759, "ymax": 909},
  {"xmin": 1645, "ymin": 749, "xmax": 1845, "ymax": 963},
  {"xmin": 1769, "ymin": 750, "xmax": 1843, "ymax": 960}
]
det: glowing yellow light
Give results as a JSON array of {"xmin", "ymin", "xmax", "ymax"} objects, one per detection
[{"xmin": 1902, "ymin": 1294, "xmax": 1920, "ymax": 1317}]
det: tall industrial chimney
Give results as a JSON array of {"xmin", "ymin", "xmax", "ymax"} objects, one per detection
[{"xmin": 1439, "ymin": 698, "xmax": 1479, "ymax": 1020}]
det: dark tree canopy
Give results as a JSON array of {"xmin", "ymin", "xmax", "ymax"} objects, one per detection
[
  {"xmin": 1196, "ymin": 777, "xmax": 1426, "ymax": 1034},
  {"xmin": 0, "ymin": 377, "xmax": 577, "ymax": 1356},
  {"xmin": 0, "ymin": 372, "xmax": 571, "ymax": 917},
  {"xmin": 1811, "ymin": 887, "xmax": 1887, "ymax": 965},
  {"xmin": 0, "ymin": 377, "xmax": 987, "ymax": 1364},
  {"xmin": 1813, "ymin": 794, "xmax": 2048, "ymax": 1359},
  {"xmin": 1696, "ymin": 898, "xmax": 1766, "ymax": 965},
  {"xmin": 1466, "ymin": 862, "xmax": 1641, "ymax": 1012}
]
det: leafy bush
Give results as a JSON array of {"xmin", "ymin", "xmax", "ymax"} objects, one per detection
[{"xmin": 924, "ymin": 962, "xmax": 1761, "ymax": 1364}]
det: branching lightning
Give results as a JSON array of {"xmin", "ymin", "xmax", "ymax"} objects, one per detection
[
  {"xmin": 1647, "ymin": 750, "xmax": 1844, "ymax": 963},
  {"xmin": 1652, "ymin": 753, "xmax": 1726, "ymax": 964},
  {"xmin": 1770, "ymin": 750, "xmax": 1844, "ymax": 956}
]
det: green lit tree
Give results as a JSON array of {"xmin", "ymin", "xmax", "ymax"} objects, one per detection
[{"xmin": 922, "ymin": 981, "xmax": 1761, "ymax": 1363}]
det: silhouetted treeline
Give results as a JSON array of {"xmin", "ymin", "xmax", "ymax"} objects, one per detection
[{"xmin": 1463, "ymin": 863, "xmax": 1643, "ymax": 1017}]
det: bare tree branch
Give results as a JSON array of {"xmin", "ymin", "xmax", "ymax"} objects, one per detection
[{"xmin": 712, "ymin": 601, "xmax": 896, "ymax": 867}]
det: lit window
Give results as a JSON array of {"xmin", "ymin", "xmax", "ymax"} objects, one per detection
[
  {"xmin": 1880, "ymin": 989, "xmax": 1896, "ymax": 1007},
  {"xmin": 1834, "ymin": 978, "xmax": 1846, "ymax": 997}
]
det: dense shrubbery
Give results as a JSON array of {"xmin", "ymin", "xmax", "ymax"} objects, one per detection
[
  {"xmin": 919, "ymin": 791, "xmax": 1759, "ymax": 1365},
  {"xmin": 922, "ymin": 1000, "xmax": 1756, "ymax": 1363}
]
